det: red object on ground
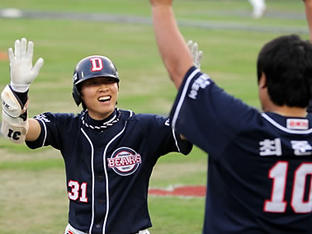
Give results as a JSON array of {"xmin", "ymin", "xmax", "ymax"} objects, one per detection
[
  {"xmin": 0, "ymin": 51, "xmax": 8, "ymax": 60},
  {"xmin": 148, "ymin": 185, "xmax": 206, "ymax": 197}
]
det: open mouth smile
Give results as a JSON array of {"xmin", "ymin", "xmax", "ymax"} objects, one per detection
[{"xmin": 98, "ymin": 96, "xmax": 111, "ymax": 102}]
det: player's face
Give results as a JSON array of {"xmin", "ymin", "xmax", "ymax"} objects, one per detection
[{"xmin": 80, "ymin": 77, "xmax": 119, "ymax": 120}]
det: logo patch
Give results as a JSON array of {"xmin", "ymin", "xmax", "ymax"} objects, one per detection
[
  {"xmin": 287, "ymin": 119, "xmax": 309, "ymax": 130},
  {"xmin": 34, "ymin": 114, "xmax": 51, "ymax": 123},
  {"xmin": 73, "ymin": 72, "xmax": 78, "ymax": 82},
  {"xmin": 188, "ymin": 74, "xmax": 211, "ymax": 100},
  {"xmin": 108, "ymin": 147, "xmax": 141, "ymax": 176},
  {"xmin": 90, "ymin": 57, "xmax": 104, "ymax": 72}
]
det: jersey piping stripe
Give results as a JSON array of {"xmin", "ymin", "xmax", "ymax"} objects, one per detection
[
  {"xmin": 81, "ymin": 126, "xmax": 126, "ymax": 234},
  {"xmin": 102, "ymin": 122, "xmax": 127, "ymax": 234},
  {"xmin": 81, "ymin": 128, "xmax": 95, "ymax": 233},
  {"xmin": 262, "ymin": 113, "xmax": 312, "ymax": 134},
  {"xmin": 172, "ymin": 68, "xmax": 200, "ymax": 130},
  {"xmin": 102, "ymin": 110, "xmax": 133, "ymax": 234},
  {"xmin": 171, "ymin": 128, "xmax": 181, "ymax": 153},
  {"xmin": 37, "ymin": 119, "xmax": 48, "ymax": 147}
]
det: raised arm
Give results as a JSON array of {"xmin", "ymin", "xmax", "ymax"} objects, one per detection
[
  {"xmin": 1, "ymin": 38, "xmax": 43, "ymax": 143},
  {"xmin": 150, "ymin": 0, "xmax": 194, "ymax": 89},
  {"xmin": 304, "ymin": 0, "xmax": 312, "ymax": 41}
]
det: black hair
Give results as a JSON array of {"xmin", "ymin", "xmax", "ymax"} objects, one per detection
[{"xmin": 257, "ymin": 34, "xmax": 312, "ymax": 108}]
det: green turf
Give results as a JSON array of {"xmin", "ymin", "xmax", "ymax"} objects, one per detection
[{"xmin": 0, "ymin": 0, "xmax": 309, "ymax": 233}]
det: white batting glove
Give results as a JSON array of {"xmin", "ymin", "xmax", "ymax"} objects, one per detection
[
  {"xmin": 8, "ymin": 38, "xmax": 44, "ymax": 93},
  {"xmin": 187, "ymin": 40, "xmax": 203, "ymax": 69}
]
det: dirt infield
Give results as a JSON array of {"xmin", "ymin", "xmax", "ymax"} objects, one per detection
[{"xmin": 149, "ymin": 185, "xmax": 206, "ymax": 198}]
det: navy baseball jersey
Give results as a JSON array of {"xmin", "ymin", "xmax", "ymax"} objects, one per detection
[
  {"xmin": 170, "ymin": 66, "xmax": 312, "ymax": 233},
  {"xmin": 26, "ymin": 108, "xmax": 192, "ymax": 234}
]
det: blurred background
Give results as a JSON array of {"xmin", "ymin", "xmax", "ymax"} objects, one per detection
[{"xmin": 0, "ymin": 0, "xmax": 308, "ymax": 233}]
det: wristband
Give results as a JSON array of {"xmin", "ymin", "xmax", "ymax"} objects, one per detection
[{"xmin": 10, "ymin": 81, "xmax": 30, "ymax": 93}]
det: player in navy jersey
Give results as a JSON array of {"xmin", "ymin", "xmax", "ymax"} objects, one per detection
[
  {"xmin": 0, "ymin": 38, "xmax": 196, "ymax": 234},
  {"xmin": 150, "ymin": 0, "xmax": 312, "ymax": 233}
]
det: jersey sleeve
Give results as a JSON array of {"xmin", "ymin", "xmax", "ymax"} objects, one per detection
[
  {"xmin": 169, "ymin": 66, "xmax": 259, "ymax": 155},
  {"xmin": 25, "ymin": 112, "xmax": 76, "ymax": 150},
  {"xmin": 133, "ymin": 114, "xmax": 192, "ymax": 156}
]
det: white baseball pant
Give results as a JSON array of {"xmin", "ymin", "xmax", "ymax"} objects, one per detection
[{"xmin": 64, "ymin": 223, "xmax": 150, "ymax": 234}]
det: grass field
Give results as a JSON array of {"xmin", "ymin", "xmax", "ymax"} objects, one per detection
[{"xmin": 0, "ymin": 0, "xmax": 309, "ymax": 233}]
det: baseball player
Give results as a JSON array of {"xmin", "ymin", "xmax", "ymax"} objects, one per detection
[
  {"xmin": 0, "ymin": 38, "xmax": 200, "ymax": 234},
  {"xmin": 150, "ymin": 0, "xmax": 312, "ymax": 233},
  {"xmin": 248, "ymin": 0, "xmax": 266, "ymax": 19}
]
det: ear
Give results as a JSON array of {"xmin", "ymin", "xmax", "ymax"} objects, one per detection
[{"xmin": 259, "ymin": 72, "xmax": 267, "ymax": 89}]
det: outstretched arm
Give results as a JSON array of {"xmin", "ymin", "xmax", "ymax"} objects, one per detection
[
  {"xmin": 305, "ymin": 0, "xmax": 312, "ymax": 41},
  {"xmin": 150, "ymin": 0, "xmax": 194, "ymax": 89},
  {"xmin": 27, "ymin": 119, "xmax": 41, "ymax": 141},
  {"xmin": 1, "ymin": 38, "xmax": 43, "ymax": 143}
]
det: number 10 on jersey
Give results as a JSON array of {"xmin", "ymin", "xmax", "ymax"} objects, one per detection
[{"xmin": 264, "ymin": 161, "xmax": 312, "ymax": 213}]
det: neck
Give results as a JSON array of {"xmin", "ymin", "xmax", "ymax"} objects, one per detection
[
  {"xmin": 87, "ymin": 108, "xmax": 116, "ymax": 121},
  {"xmin": 265, "ymin": 105, "xmax": 307, "ymax": 118}
]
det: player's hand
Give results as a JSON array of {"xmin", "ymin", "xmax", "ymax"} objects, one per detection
[
  {"xmin": 187, "ymin": 40, "xmax": 203, "ymax": 69},
  {"xmin": 8, "ymin": 38, "xmax": 44, "ymax": 92}
]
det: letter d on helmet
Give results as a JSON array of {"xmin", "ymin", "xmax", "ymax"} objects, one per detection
[{"xmin": 72, "ymin": 55, "xmax": 119, "ymax": 107}]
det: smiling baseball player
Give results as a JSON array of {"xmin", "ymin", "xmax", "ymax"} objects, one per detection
[{"xmin": 0, "ymin": 38, "xmax": 202, "ymax": 234}]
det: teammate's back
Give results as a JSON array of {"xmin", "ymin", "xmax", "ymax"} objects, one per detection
[
  {"xmin": 149, "ymin": 0, "xmax": 312, "ymax": 233},
  {"xmin": 203, "ymin": 109, "xmax": 312, "ymax": 233}
]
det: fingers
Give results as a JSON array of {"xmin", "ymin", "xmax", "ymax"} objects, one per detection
[
  {"xmin": 192, "ymin": 42, "xmax": 198, "ymax": 54},
  {"xmin": 14, "ymin": 39, "xmax": 21, "ymax": 60},
  {"xmin": 8, "ymin": 47, "xmax": 14, "ymax": 62},
  {"xmin": 33, "ymin": 58, "xmax": 44, "ymax": 76},
  {"xmin": 187, "ymin": 40, "xmax": 197, "ymax": 57},
  {"xmin": 187, "ymin": 40, "xmax": 199, "ymax": 58},
  {"xmin": 187, "ymin": 40, "xmax": 193, "ymax": 50},
  {"xmin": 11, "ymin": 38, "xmax": 34, "ymax": 61},
  {"xmin": 196, "ymin": 50, "xmax": 203, "ymax": 65},
  {"xmin": 187, "ymin": 40, "xmax": 203, "ymax": 68},
  {"xmin": 20, "ymin": 38, "xmax": 27, "ymax": 59},
  {"xmin": 26, "ymin": 40, "xmax": 34, "ymax": 62}
]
